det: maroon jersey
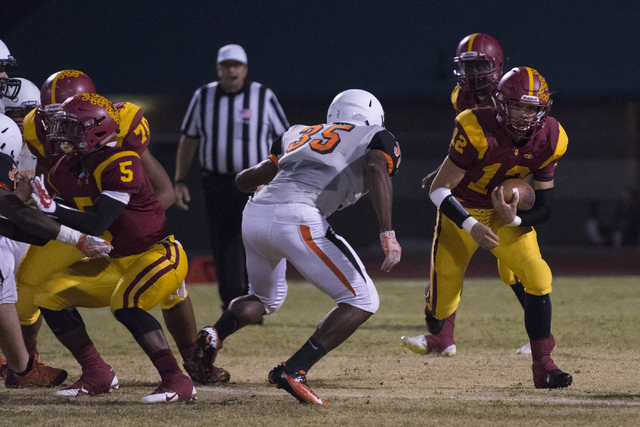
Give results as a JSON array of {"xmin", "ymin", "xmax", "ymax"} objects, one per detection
[
  {"xmin": 48, "ymin": 147, "xmax": 168, "ymax": 257},
  {"xmin": 450, "ymin": 85, "xmax": 495, "ymax": 114},
  {"xmin": 448, "ymin": 108, "xmax": 568, "ymax": 209}
]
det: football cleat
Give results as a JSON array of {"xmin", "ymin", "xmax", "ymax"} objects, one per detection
[
  {"xmin": 141, "ymin": 374, "xmax": 197, "ymax": 403},
  {"xmin": 400, "ymin": 335, "xmax": 456, "ymax": 357},
  {"xmin": 0, "ymin": 356, "xmax": 7, "ymax": 379},
  {"xmin": 268, "ymin": 362, "xmax": 327, "ymax": 405},
  {"xmin": 5, "ymin": 357, "xmax": 68, "ymax": 389},
  {"xmin": 56, "ymin": 369, "xmax": 119, "ymax": 396},
  {"xmin": 184, "ymin": 359, "xmax": 230, "ymax": 385},
  {"xmin": 191, "ymin": 326, "xmax": 222, "ymax": 384},
  {"xmin": 516, "ymin": 341, "xmax": 532, "ymax": 355}
]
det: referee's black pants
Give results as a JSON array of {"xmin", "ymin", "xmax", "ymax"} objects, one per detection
[{"xmin": 201, "ymin": 172, "xmax": 249, "ymax": 309}]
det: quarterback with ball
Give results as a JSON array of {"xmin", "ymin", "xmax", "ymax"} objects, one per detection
[{"xmin": 424, "ymin": 67, "xmax": 572, "ymax": 389}]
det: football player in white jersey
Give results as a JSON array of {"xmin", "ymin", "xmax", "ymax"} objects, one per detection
[
  {"xmin": 2, "ymin": 77, "xmax": 40, "ymax": 181},
  {"xmin": 190, "ymin": 89, "xmax": 402, "ymax": 405},
  {"xmin": 0, "ymin": 114, "xmax": 112, "ymax": 387}
]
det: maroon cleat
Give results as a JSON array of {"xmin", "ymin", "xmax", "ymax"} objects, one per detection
[
  {"xmin": 142, "ymin": 373, "xmax": 197, "ymax": 403},
  {"xmin": 56, "ymin": 366, "xmax": 118, "ymax": 396}
]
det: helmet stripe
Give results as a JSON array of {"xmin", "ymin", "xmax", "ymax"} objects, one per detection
[
  {"xmin": 467, "ymin": 33, "xmax": 478, "ymax": 51},
  {"xmin": 51, "ymin": 73, "xmax": 63, "ymax": 105},
  {"xmin": 526, "ymin": 67, "xmax": 534, "ymax": 96}
]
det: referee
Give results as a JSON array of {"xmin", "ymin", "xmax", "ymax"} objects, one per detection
[{"xmin": 174, "ymin": 44, "xmax": 289, "ymax": 310}]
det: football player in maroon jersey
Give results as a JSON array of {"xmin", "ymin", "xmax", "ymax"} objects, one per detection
[
  {"xmin": 424, "ymin": 67, "xmax": 572, "ymax": 389},
  {"xmin": 403, "ymin": 34, "xmax": 533, "ymax": 357},
  {"xmin": 14, "ymin": 70, "xmax": 227, "ymax": 388},
  {"xmin": 29, "ymin": 94, "xmax": 197, "ymax": 402}
]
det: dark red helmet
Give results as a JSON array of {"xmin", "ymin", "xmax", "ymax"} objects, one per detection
[
  {"xmin": 495, "ymin": 67, "xmax": 552, "ymax": 139},
  {"xmin": 47, "ymin": 93, "xmax": 120, "ymax": 156},
  {"xmin": 40, "ymin": 70, "xmax": 96, "ymax": 114},
  {"xmin": 454, "ymin": 33, "xmax": 504, "ymax": 92}
]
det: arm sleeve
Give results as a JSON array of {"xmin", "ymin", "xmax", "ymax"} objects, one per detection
[
  {"xmin": 518, "ymin": 187, "xmax": 553, "ymax": 226},
  {"xmin": 54, "ymin": 194, "xmax": 126, "ymax": 236},
  {"xmin": 0, "ymin": 218, "xmax": 49, "ymax": 245}
]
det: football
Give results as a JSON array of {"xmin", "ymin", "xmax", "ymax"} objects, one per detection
[{"xmin": 500, "ymin": 179, "xmax": 535, "ymax": 211}]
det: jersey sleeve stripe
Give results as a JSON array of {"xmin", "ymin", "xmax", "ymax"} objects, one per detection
[
  {"xmin": 92, "ymin": 151, "xmax": 140, "ymax": 193},
  {"xmin": 299, "ymin": 225, "xmax": 356, "ymax": 297},
  {"xmin": 539, "ymin": 123, "xmax": 568, "ymax": 170},
  {"xmin": 371, "ymin": 149, "xmax": 393, "ymax": 174},
  {"xmin": 456, "ymin": 110, "xmax": 489, "ymax": 159}
]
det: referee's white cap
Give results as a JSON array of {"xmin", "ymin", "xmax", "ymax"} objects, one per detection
[{"xmin": 217, "ymin": 44, "xmax": 247, "ymax": 65}]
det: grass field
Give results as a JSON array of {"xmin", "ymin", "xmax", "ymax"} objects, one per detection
[{"xmin": 2, "ymin": 275, "xmax": 640, "ymax": 426}]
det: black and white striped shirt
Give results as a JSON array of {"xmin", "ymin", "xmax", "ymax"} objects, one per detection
[{"xmin": 181, "ymin": 80, "xmax": 289, "ymax": 175}]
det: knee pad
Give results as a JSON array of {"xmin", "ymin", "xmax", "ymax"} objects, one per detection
[
  {"xmin": 114, "ymin": 308, "xmax": 162, "ymax": 339},
  {"xmin": 40, "ymin": 307, "xmax": 85, "ymax": 337}
]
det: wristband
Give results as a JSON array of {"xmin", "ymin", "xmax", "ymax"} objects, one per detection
[
  {"xmin": 507, "ymin": 216, "xmax": 522, "ymax": 227},
  {"xmin": 429, "ymin": 187, "xmax": 451, "ymax": 208},
  {"xmin": 462, "ymin": 217, "xmax": 478, "ymax": 232},
  {"xmin": 55, "ymin": 225, "xmax": 83, "ymax": 245}
]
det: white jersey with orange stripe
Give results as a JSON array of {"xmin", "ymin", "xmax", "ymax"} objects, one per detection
[{"xmin": 251, "ymin": 123, "xmax": 399, "ymax": 217}]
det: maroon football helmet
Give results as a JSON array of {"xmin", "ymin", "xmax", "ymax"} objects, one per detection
[
  {"xmin": 454, "ymin": 33, "xmax": 504, "ymax": 93},
  {"xmin": 40, "ymin": 70, "xmax": 96, "ymax": 116},
  {"xmin": 47, "ymin": 93, "xmax": 120, "ymax": 156},
  {"xmin": 495, "ymin": 67, "xmax": 552, "ymax": 139}
]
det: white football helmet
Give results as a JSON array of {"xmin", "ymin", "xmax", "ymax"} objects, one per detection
[
  {"xmin": 0, "ymin": 40, "xmax": 20, "ymax": 100},
  {"xmin": 2, "ymin": 78, "xmax": 40, "ymax": 115},
  {"xmin": 0, "ymin": 113, "xmax": 23, "ymax": 161},
  {"xmin": 327, "ymin": 89, "xmax": 384, "ymax": 127}
]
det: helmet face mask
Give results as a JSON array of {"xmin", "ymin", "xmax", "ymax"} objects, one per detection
[
  {"xmin": 454, "ymin": 34, "xmax": 504, "ymax": 93},
  {"xmin": 3, "ymin": 78, "xmax": 40, "ymax": 129},
  {"xmin": 0, "ymin": 78, "xmax": 21, "ymax": 101},
  {"xmin": 495, "ymin": 67, "xmax": 552, "ymax": 139},
  {"xmin": 0, "ymin": 40, "xmax": 20, "ymax": 100},
  {"xmin": 327, "ymin": 89, "xmax": 385, "ymax": 127},
  {"xmin": 47, "ymin": 93, "xmax": 120, "ymax": 157}
]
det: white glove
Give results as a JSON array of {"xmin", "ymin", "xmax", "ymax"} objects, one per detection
[
  {"xmin": 380, "ymin": 230, "xmax": 401, "ymax": 272},
  {"xmin": 30, "ymin": 174, "xmax": 57, "ymax": 213},
  {"xmin": 76, "ymin": 234, "xmax": 113, "ymax": 258}
]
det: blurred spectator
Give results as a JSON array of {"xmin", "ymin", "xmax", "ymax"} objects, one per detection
[{"xmin": 585, "ymin": 189, "xmax": 640, "ymax": 246}]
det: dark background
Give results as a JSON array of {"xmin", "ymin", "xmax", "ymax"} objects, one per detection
[{"xmin": 3, "ymin": 1, "xmax": 640, "ymax": 258}]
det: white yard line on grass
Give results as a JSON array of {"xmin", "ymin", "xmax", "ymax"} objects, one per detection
[{"xmin": 200, "ymin": 385, "xmax": 640, "ymax": 406}]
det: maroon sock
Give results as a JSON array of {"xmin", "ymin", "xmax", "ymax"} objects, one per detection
[
  {"xmin": 427, "ymin": 312, "xmax": 456, "ymax": 353},
  {"xmin": 150, "ymin": 348, "xmax": 182, "ymax": 381},
  {"xmin": 530, "ymin": 335, "xmax": 557, "ymax": 368},
  {"xmin": 70, "ymin": 342, "xmax": 109, "ymax": 373},
  {"xmin": 25, "ymin": 342, "xmax": 38, "ymax": 359},
  {"xmin": 178, "ymin": 343, "xmax": 196, "ymax": 365}
]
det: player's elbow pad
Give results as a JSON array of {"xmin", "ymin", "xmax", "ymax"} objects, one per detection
[{"xmin": 519, "ymin": 187, "xmax": 553, "ymax": 226}]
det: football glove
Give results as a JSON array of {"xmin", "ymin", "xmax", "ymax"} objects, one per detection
[
  {"xmin": 76, "ymin": 234, "xmax": 112, "ymax": 258},
  {"xmin": 380, "ymin": 230, "xmax": 401, "ymax": 272},
  {"xmin": 30, "ymin": 174, "xmax": 56, "ymax": 213}
]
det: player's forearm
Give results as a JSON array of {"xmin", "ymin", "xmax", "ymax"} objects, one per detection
[
  {"xmin": 141, "ymin": 150, "xmax": 175, "ymax": 209},
  {"xmin": 0, "ymin": 192, "xmax": 59, "ymax": 241},
  {"xmin": 364, "ymin": 152, "xmax": 394, "ymax": 232},
  {"xmin": 174, "ymin": 135, "xmax": 198, "ymax": 183},
  {"xmin": 235, "ymin": 157, "xmax": 278, "ymax": 193},
  {"xmin": 53, "ymin": 196, "xmax": 125, "ymax": 236}
]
